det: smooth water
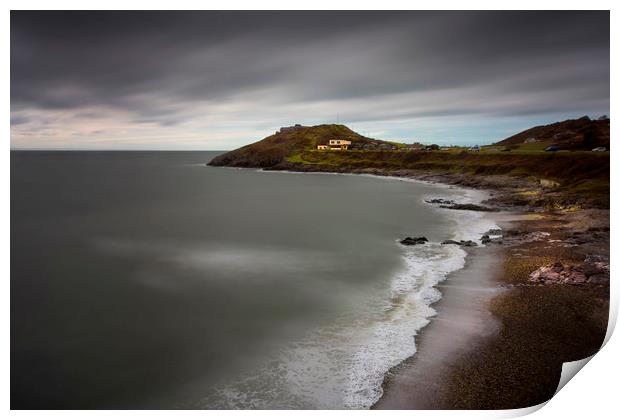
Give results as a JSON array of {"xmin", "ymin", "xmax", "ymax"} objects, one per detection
[{"xmin": 11, "ymin": 151, "xmax": 496, "ymax": 409}]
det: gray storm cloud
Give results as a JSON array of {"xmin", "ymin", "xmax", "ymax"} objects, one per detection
[{"xmin": 10, "ymin": 11, "xmax": 610, "ymax": 149}]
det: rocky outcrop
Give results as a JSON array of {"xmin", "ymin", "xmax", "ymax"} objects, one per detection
[
  {"xmin": 441, "ymin": 239, "xmax": 478, "ymax": 247},
  {"xmin": 439, "ymin": 203, "xmax": 499, "ymax": 212},
  {"xmin": 480, "ymin": 230, "xmax": 503, "ymax": 245},
  {"xmin": 425, "ymin": 198, "xmax": 455, "ymax": 205},
  {"xmin": 528, "ymin": 256, "xmax": 609, "ymax": 285},
  {"xmin": 400, "ymin": 236, "xmax": 429, "ymax": 246}
]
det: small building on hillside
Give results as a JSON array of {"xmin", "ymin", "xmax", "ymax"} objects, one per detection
[
  {"xmin": 318, "ymin": 139, "xmax": 352, "ymax": 150},
  {"xmin": 329, "ymin": 139, "xmax": 352, "ymax": 150}
]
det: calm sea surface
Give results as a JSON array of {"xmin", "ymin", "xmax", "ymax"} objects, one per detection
[{"xmin": 11, "ymin": 151, "xmax": 495, "ymax": 409}]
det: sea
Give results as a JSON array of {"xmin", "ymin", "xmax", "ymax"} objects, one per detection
[{"xmin": 11, "ymin": 151, "xmax": 498, "ymax": 409}]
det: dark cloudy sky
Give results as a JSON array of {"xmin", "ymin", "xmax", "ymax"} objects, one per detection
[{"xmin": 11, "ymin": 11, "xmax": 609, "ymax": 149}]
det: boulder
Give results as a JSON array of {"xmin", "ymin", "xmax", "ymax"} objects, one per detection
[{"xmin": 400, "ymin": 236, "xmax": 429, "ymax": 246}]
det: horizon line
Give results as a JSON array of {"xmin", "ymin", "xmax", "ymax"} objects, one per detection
[{"xmin": 10, "ymin": 148, "xmax": 230, "ymax": 152}]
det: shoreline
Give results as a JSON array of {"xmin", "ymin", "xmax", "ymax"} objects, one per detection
[
  {"xmin": 374, "ymin": 243, "xmax": 507, "ymax": 409},
  {"xmin": 211, "ymin": 163, "xmax": 609, "ymax": 410}
]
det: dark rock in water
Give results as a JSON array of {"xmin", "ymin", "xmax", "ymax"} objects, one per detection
[
  {"xmin": 486, "ymin": 228, "xmax": 502, "ymax": 236},
  {"xmin": 400, "ymin": 236, "xmax": 429, "ymax": 246},
  {"xmin": 425, "ymin": 198, "xmax": 455, "ymax": 205},
  {"xmin": 440, "ymin": 203, "xmax": 499, "ymax": 212},
  {"xmin": 480, "ymin": 235, "xmax": 492, "ymax": 244},
  {"xmin": 441, "ymin": 239, "xmax": 478, "ymax": 247}
]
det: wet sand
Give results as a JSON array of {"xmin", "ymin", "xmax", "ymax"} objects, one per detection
[{"xmin": 375, "ymin": 245, "xmax": 505, "ymax": 409}]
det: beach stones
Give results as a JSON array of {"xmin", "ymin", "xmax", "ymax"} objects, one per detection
[
  {"xmin": 400, "ymin": 236, "xmax": 429, "ymax": 246},
  {"xmin": 528, "ymin": 256, "xmax": 609, "ymax": 285}
]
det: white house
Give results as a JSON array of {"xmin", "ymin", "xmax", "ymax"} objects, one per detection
[{"xmin": 317, "ymin": 139, "xmax": 352, "ymax": 150}]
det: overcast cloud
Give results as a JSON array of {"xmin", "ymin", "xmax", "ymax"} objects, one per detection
[{"xmin": 10, "ymin": 11, "xmax": 610, "ymax": 149}]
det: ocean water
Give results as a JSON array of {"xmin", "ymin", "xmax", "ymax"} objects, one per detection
[{"xmin": 11, "ymin": 151, "xmax": 498, "ymax": 409}]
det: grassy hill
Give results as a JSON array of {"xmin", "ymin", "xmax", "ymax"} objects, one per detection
[
  {"xmin": 208, "ymin": 124, "xmax": 380, "ymax": 167},
  {"xmin": 493, "ymin": 116, "xmax": 609, "ymax": 151}
]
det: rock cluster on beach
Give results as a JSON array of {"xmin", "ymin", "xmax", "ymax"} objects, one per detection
[
  {"xmin": 528, "ymin": 255, "xmax": 609, "ymax": 285},
  {"xmin": 440, "ymin": 229, "xmax": 504, "ymax": 247},
  {"xmin": 401, "ymin": 228, "xmax": 505, "ymax": 248},
  {"xmin": 400, "ymin": 236, "xmax": 429, "ymax": 246}
]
